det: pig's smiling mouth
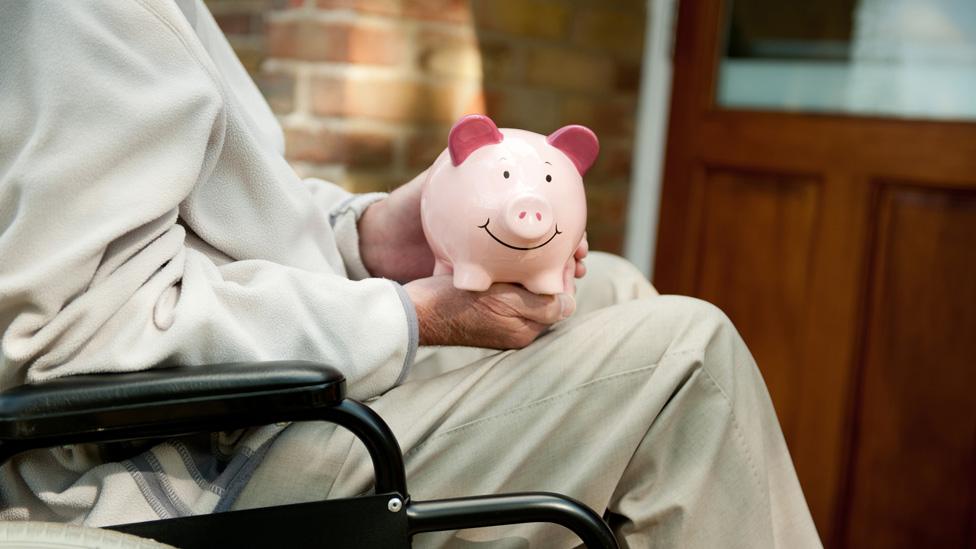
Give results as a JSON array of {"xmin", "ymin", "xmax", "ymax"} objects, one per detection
[{"xmin": 477, "ymin": 219, "xmax": 562, "ymax": 251}]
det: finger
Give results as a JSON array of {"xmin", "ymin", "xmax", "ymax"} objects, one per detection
[
  {"xmin": 575, "ymin": 258, "xmax": 586, "ymax": 278},
  {"xmin": 498, "ymin": 286, "xmax": 575, "ymax": 324},
  {"xmin": 509, "ymin": 318, "xmax": 549, "ymax": 348},
  {"xmin": 477, "ymin": 317, "xmax": 547, "ymax": 350},
  {"xmin": 517, "ymin": 292, "xmax": 565, "ymax": 325},
  {"xmin": 563, "ymin": 260, "xmax": 576, "ymax": 296},
  {"xmin": 574, "ymin": 234, "xmax": 589, "ymax": 260}
]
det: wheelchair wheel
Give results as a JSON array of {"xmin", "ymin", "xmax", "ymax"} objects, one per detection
[{"xmin": 0, "ymin": 522, "xmax": 173, "ymax": 549}]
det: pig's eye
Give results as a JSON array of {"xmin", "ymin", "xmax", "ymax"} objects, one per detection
[
  {"xmin": 546, "ymin": 174, "xmax": 552, "ymax": 182},
  {"xmin": 503, "ymin": 171, "xmax": 510, "ymax": 179}
]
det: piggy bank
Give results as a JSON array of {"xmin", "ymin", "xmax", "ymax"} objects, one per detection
[{"xmin": 421, "ymin": 114, "xmax": 598, "ymax": 295}]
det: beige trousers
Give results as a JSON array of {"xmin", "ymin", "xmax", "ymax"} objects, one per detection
[{"xmin": 235, "ymin": 253, "xmax": 822, "ymax": 548}]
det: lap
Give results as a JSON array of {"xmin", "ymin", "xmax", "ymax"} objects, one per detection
[
  {"xmin": 234, "ymin": 254, "xmax": 752, "ymax": 546},
  {"xmin": 236, "ymin": 292, "xmax": 731, "ymax": 506}
]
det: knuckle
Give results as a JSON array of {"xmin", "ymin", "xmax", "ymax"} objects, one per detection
[
  {"xmin": 513, "ymin": 329, "xmax": 539, "ymax": 348},
  {"xmin": 543, "ymin": 297, "xmax": 562, "ymax": 322}
]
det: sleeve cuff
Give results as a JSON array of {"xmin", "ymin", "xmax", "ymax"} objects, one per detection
[
  {"xmin": 392, "ymin": 281, "xmax": 419, "ymax": 386},
  {"xmin": 329, "ymin": 192, "xmax": 387, "ymax": 280}
]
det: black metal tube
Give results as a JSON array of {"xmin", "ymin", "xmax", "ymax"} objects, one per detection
[
  {"xmin": 406, "ymin": 492, "xmax": 619, "ymax": 549},
  {"xmin": 0, "ymin": 441, "xmax": 20, "ymax": 467},
  {"xmin": 318, "ymin": 399, "xmax": 408, "ymax": 497}
]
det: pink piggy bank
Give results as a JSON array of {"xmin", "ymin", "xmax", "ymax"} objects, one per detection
[{"xmin": 421, "ymin": 114, "xmax": 598, "ymax": 295}]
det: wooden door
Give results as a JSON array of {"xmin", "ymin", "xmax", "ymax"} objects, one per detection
[{"xmin": 654, "ymin": 1, "xmax": 976, "ymax": 547}]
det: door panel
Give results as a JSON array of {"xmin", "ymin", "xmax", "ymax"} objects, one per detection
[
  {"xmin": 655, "ymin": 1, "xmax": 976, "ymax": 545},
  {"xmin": 694, "ymin": 168, "xmax": 822, "ymax": 441},
  {"xmin": 843, "ymin": 186, "xmax": 976, "ymax": 548}
]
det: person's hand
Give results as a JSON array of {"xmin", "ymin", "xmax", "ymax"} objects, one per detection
[
  {"xmin": 404, "ymin": 276, "xmax": 577, "ymax": 349},
  {"xmin": 358, "ymin": 170, "xmax": 434, "ymax": 282},
  {"xmin": 564, "ymin": 233, "xmax": 588, "ymax": 294}
]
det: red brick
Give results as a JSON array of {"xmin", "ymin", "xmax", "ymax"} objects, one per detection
[
  {"xmin": 284, "ymin": 127, "xmax": 394, "ymax": 167},
  {"xmin": 615, "ymin": 61, "xmax": 642, "ymax": 93},
  {"xmin": 315, "ymin": 0, "xmax": 400, "ymax": 16},
  {"xmin": 406, "ymin": 130, "xmax": 450, "ymax": 169},
  {"xmin": 560, "ymin": 95, "xmax": 637, "ymax": 139},
  {"xmin": 343, "ymin": 24, "xmax": 407, "ymax": 65},
  {"xmin": 342, "ymin": 132, "xmax": 396, "ymax": 168},
  {"xmin": 588, "ymin": 142, "xmax": 633, "ymax": 179},
  {"xmin": 267, "ymin": 20, "xmax": 406, "ymax": 64},
  {"xmin": 214, "ymin": 13, "xmax": 257, "ymax": 36},
  {"xmin": 482, "ymin": 87, "xmax": 560, "ymax": 134},
  {"xmin": 477, "ymin": 38, "xmax": 522, "ymax": 84},
  {"xmin": 524, "ymin": 46, "xmax": 616, "ymax": 94},
  {"xmin": 586, "ymin": 180, "xmax": 629, "ymax": 216},
  {"xmin": 311, "ymin": 75, "xmax": 482, "ymax": 123},
  {"xmin": 315, "ymin": 0, "xmax": 472, "ymax": 22},
  {"xmin": 343, "ymin": 170, "xmax": 404, "ymax": 193},
  {"xmin": 586, "ymin": 225, "xmax": 624, "ymax": 254},
  {"xmin": 578, "ymin": 0, "xmax": 644, "ymax": 6},
  {"xmin": 267, "ymin": 20, "xmax": 332, "ymax": 60},
  {"xmin": 472, "ymin": 0, "xmax": 570, "ymax": 40},
  {"xmin": 572, "ymin": 7, "xmax": 646, "ymax": 60},
  {"xmin": 584, "ymin": 180, "xmax": 630, "ymax": 253},
  {"xmin": 415, "ymin": 29, "xmax": 482, "ymax": 79},
  {"xmin": 285, "ymin": 127, "xmax": 336, "ymax": 163},
  {"xmin": 403, "ymin": 0, "xmax": 473, "ymax": 23}
]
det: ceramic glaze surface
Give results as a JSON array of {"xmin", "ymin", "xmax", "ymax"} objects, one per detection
[{"xmin": 421, "ymin": 115, "xmax": 598, "ymax": 294}]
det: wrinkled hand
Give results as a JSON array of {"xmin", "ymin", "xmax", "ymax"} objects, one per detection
[
  {"xmin": 405, "ymin": 276, "xmax": 577, "ymax": 349},
  {"xmin": 358, "ymin": 170, "xmax": 434, "ymax": 282}
]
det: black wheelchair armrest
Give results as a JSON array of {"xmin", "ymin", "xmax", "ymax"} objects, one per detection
[
  {"xmin": 0, "ymin": 361, "xmax": 409, "ymax": 498},
  {"xmin": 0, "ymin": 361, "xmax": 344, "ymax": 453},
  {"xmin": 0, "ymin": 361, "xmax": 619, "ymax": 548}
]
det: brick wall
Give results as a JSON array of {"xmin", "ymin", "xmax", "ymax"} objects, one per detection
[{"xmin": 206, "ymin": 0, "xmax": 645, "ymax": 253}]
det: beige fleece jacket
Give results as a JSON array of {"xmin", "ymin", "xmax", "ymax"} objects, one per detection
[{"xmin": 0, "ymin": 0, "xmax": 418, "ymax": 401}]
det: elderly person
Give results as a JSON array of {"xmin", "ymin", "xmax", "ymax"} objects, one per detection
[{"xmin": 0, "ymin": 1, "xmax": 820, "ymax": 547}]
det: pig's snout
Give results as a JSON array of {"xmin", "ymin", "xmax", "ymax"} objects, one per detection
[{"xmin": 503, "ymin": 194, "xmax": 554, "ymax": 241}]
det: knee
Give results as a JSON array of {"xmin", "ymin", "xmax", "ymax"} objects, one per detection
[
  {"xmin": 617, "ymin": 295, "xmax": 742, "ymax": 369},
  {"xmin": 628, "ymin": 294, "xmax": 733, "ymax": 334},
  {"xmin": 574, "ymin": 252, "xmax": 657, "ymax": 315},
  {"xmin": 646, "ymin": 296, "xmax": 750, "ymax": 393},
  {"xmin": 582, "ymin": 294, "xmax": 735, "ymax": 354},
  {"xmin": 559, "ymin": 294, "xmax": 746, "ymax": 384}
]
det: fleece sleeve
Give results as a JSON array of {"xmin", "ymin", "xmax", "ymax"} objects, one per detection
[
  {"xmin": 180, "ymin": 0, "xmax": 390, "ymax": 282},
  {"xmin": 0, "ymin": 1, "xmax": 416, "ymax": 399},
  {"xmin": 302, "ymin": 183, "xmax": 387, "ymax": 281}
]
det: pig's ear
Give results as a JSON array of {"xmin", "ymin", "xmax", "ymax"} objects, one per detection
[
  {"xmin": 449, "ymin": 114, "xmax": 504, "ymax": 166},
  {"xmin": 547, "ymin": 125, "xmax": 599, "ymax": 176}
]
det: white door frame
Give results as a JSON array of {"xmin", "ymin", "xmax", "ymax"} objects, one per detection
[{"xmin": 624, "ymin": 0, "xmax": 678, "ymax": 280}]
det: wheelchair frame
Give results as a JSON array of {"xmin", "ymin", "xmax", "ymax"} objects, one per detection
[{"xmin": 0, "ymin": 361, "xmax": 618, "ymax": 548}]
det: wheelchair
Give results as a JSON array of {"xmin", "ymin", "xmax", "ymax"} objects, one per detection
[{"xmin": 0, "ymin": 361, "xmax": 619, "ymax": 548}]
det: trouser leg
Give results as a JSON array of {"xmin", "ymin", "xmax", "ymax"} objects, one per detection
[
  {"xmin": 405, "ymin": 251, "xmax": 658, "ymax": 383},
  {"xmin": 238, "ymin": 294, "xmax": 819, "ymax": 548},
  {"xmin": 601, "ymin": 303, "xmax": 821, "ymax": 548},
  {"xmin": 571, "ymin": 251, "xmax": 658, "ymax": 316}
]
